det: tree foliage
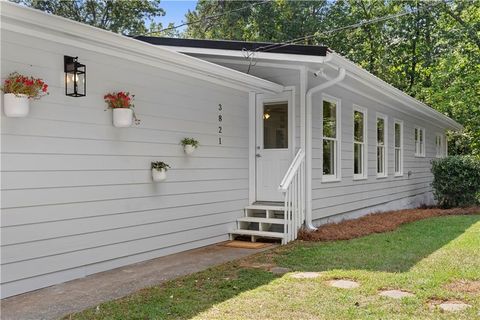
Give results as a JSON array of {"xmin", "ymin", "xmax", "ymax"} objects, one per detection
[
  {"xmin": 186, "ymin": 0, "xmax": 480, "ymax": 156},
  {"xmin": 13, "ymin": 0, "xmax": 166, "ymax": 35}
]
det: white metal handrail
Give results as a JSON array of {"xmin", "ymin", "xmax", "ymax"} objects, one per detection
[{"xmin": 278, "ymin": 149, "xmax": 306, "ymax": 244}]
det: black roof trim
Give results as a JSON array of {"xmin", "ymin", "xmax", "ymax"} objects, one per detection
[{"xmin": 134, "ymin": 36, "xmax": 328, "ymax": 57}]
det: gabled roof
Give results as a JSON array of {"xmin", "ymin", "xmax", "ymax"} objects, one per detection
[
  {"xmin": 135, "ymin": 36, "xmax": 329, "ymax": 57},
  {"xmin": 1, "ymin": 2, "xmax": 284, "ymax": 94}
]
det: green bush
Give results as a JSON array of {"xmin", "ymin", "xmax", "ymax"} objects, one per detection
[{"xmin": 431, "ymin": 155, "xmax": 480, "ymax": 208}]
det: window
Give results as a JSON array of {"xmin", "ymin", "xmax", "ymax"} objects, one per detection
[
  {"xmin": 263, "ymin": 102, "xmax": 288, "ymax": 149},
  {"xmin": 394, "ymin": 120, "xmax": 403, "ymax": 176},
  {"xmin": 376, "ymin": 114, "xmax": 387, "ymax": 177},
  {"xmin": 435, "ymin": 134, "xmax": 445, "ymax": 158},
  {"xmin": 353, "ymin": 106, "xmax": 367, "ymax": 179},
  {"xmin": 414, "ymin": 127, "xmax": 425, "ymax": 157},
  {"xmin": 322, "ymin": 97, "xmax": 340, "ymax": 181}
]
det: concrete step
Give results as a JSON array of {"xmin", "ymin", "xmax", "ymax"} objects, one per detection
[{"xmin": 230, "ymin": 229, "xmax": 284, "ymax": 239}]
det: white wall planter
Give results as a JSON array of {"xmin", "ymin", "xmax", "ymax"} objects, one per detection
[
  {"xmin": 3, "ymin": 93, "xmax": 30, "ymax": 117},
  {"xmin": 152, "ymin": 168, "xmax": 167, "ymax": 182},
  {"xmin": 184, "ymin": 144, "xmax": 196, "ymax": 155},
  {"xmin": 113, "ymin": 108, "xmax": 133, "ymax": 127}
]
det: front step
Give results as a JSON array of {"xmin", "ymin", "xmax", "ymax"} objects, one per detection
[
  {"xmin": 230, "ymin": 204, "xmax": 286, "ymax": 244},
  {"xmin": 237, "ymin": 217, "xmax": 284, "ymax": 224},
  {"xmin": 230, "ymin": 229, "xmax": 284, "ymax": 239}
]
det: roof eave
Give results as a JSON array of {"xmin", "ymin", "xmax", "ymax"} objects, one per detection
[{"xmin": 328, "ymin": 53, "xmax": 463, "ymax": 131}]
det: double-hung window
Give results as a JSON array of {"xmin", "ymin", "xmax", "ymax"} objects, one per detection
[
  {"xmin": 394, "ymin": 120, "xmax": 403, "ymax": 176},
  {"xmin": 415, "ymin": 127, "xmax": 426, "ymax": 157},
  {"xmin": 376, "ymin": 114, "xmax": 387, "ymax": 177},
  {"xmin": 353, "ymin": 106, "xmax": 367, "ymax": 179},
  {"xmin": 322, "ymin": 97, "xmax": 340, "ymax": 181},
  {"xmin": 435, "ymin": 134, "xmax": 445, "ymax": 158}
]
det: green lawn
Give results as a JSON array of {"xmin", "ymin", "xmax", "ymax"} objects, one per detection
[{"xmin": 67, "ymin": 215, "xmax": 480, "ymax": 320}]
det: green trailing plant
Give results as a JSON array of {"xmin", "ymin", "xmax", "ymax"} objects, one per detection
[
  {"xmin": 180, "ymin": 138, "xmax": 199, "ymax": 148},
  {"xmin": 431, "ymin": 155, "xmax": 480, "ymax": 208},
  {"xmin": 151, "ymin": 161, "xmax": 170, "ymax": 171}
]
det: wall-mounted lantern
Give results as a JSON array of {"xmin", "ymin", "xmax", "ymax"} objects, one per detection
[{"xmin": 64, "ymin": 56, "xmax": 86, "ymax": 97}]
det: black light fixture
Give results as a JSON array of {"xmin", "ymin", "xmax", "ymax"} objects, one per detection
[{"xmin": 64, "ymin": 55, "xmax": 86, "ymax": 97}]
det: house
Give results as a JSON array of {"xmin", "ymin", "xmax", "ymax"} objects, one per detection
[{"xmin": 0, "ymin": 2, "xmax": 461, "ymax": 298}]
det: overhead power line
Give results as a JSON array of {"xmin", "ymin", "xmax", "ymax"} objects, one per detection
[
  {"xmin": 143, "ymin": 0, "xmax": 270, "ymax": 35},
  {"xmin": 253, "ymin": 1, "xmax": 444, "ymax": 54},
  {"xmin": 241, "ymin": 0, "xmax": 444, "ymax": 72}
]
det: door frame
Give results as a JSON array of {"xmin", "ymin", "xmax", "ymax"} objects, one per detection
[{"xmin": 248, "ymin": 87, "xmax": 296, "ymax": 204}]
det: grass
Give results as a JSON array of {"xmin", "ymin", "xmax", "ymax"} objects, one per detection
[{"xmin": 66, "ymin": 215, "xmax": 480, "ymax": 320}]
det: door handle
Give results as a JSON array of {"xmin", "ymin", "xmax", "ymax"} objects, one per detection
[{"xmin": 256, "ymin": 154, "xmax": 262, "ymax": 158}]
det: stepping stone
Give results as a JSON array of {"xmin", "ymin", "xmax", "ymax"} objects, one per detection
[
  {"xmin": 327, "ymin": 279, "xmax": 360, "ymax": 289},
  {"xmin": 438, "ymin": 301, "xmax": 471, "ymax": 312},
  {"xmin": 269, "ymin": 267, "xmax": 290, "ymax": 275},
  {"xmin": 290, "ymin": 272, "xmax": 322, "ymax": 279},
  {"xmin": 379, "ymin": 289, "xmax": 414, "ymax": 299}
]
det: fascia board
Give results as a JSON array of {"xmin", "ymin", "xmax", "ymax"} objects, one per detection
[{"xmin": 328, "ymin": 53, "xmax": 462, "ymax": 131}]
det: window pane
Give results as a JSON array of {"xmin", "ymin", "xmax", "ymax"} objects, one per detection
[
  {"xmin": 263, "ymin": 103, "xmax": 288, "ymax": 149},
  {"xmin": 395, "ymin": 149, "xmax": 400, "ymax": 173},
  {"xmin": 377, "ymin": 146, "xmax": 384, "ymax": 174},
  {"xmin": 395, "ymin": 123, "xmax": 401, "ymax": 147},
  {"xmin": 354, "ymin": 111, "xmax": 364, "ymax": 142},
  {"xmin": 419, "ymin": 129, "xmax": 423, "ymax": 142},
  {"xmin": 323, "ymin": 140, "xmax": 335, "ymax": 175},
  {"xmin": 354, "ymin": 143, "xmax": 363, "ymax": 175},
  {"xmin": 323, "ymin": 100, "xmax": 337, "ymax": 138},
  {"xmin": 377, "ymin": 118, "xmax": 385, "ymax": 145}
]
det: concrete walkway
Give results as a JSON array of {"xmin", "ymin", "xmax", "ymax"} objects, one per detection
[{"xmin": 1, "ymin": 242, "xmax": 273, "ymax": 320}]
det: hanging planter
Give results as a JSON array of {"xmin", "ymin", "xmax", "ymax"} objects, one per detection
[
  {"xmin": 181, "ymin": 137, "xmax": 199, "ymax": 155},
  {"xmin": 1, "ymin": 72, "xmax": 48, "ymax": 117},
  {"xmin": 104, "ymin": 91, "xmax": 140, "ymax": 127},
  {"xmin": 151, "ymin": 161, "xmax": 170, "ymax": 182}
]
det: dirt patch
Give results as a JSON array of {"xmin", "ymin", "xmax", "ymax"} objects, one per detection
[
  {"xmin": 445, "ymin": 280, "xmax": 480, "ymax": 294},
  {"xmin": 238, "ymin": 261, "xmax": 276, "ymax": 271},
  {"xmin": 298, "ymin": 207, "xmax": 480, "ymax": 242}
]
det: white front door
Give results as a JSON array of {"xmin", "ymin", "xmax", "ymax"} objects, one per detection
[{"xmin": 255, "ymin": 91, "xmax": 293, "ymax": 202}]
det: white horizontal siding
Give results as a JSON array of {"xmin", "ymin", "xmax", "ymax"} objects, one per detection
[
  {"xmin": 311, "ymin": 84, "xmax": 446, "ymax": 220},
  {"xmin": 1, "ymin": 30, "xmax": 250, "ymax": 297}
]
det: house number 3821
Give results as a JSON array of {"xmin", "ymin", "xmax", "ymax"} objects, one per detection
[{"xmin": 218, "ymin": 103, "xmax": 223, "ymax": 145}]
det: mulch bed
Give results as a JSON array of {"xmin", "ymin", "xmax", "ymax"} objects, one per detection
[{"xmin": 298, "ymin": 207, "xmax": 480, "ymax": 242}]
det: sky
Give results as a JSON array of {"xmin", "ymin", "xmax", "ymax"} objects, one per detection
[{"xmin": 155, "ymin": 0, "xmax": 198, "ymax": 32}]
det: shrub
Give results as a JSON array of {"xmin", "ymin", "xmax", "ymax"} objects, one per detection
[{"xmin": 431, "ymin": 155, "xmax": 480, "ymax": 208}]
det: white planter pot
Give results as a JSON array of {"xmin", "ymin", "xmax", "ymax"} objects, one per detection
[
  {"xmin": 113, "ymin": 108, "xmax": 133, "ymax": 127},
  {"xmin": 152, "ymin": 168, "xmax": 167, "ymax": 182},
  {"xmin": 184, "ymin": 144, "xmax": 196, "ymax": 155},
  {"xmin": 3, "ymin": 93, "xmax": 30, "ymax": 117}
]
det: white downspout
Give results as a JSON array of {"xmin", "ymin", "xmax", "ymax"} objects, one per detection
[{"xmin": 305, "ymin": 67, "xmax": 346, "ymax": 230}]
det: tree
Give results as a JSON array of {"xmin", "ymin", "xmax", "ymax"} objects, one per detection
[
  {"xmin": 13, "ymin": 0, "xmax": 165, "ymax": 35},
  {"xmin": 185, "ymin": 0, "xmax": 480, "ymax": 156}
]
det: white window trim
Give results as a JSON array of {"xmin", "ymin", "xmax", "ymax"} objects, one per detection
[
  {"xmin": 353, "ymin": 105, "xmax": 367, "ymax": 180},
  {"xmin": 414, "ymin": 126, "xmax": 426, "ymax": 157},
  {"xmin": 394, "ymin": 119, "xmax": 404, "ymax": 177},
  {"xmin": 376, "ymin": 113, "xmax": 388, "ymax": 178},
  {"xmin": 435, "ymin": 133, "xmax": 446, "ymax": 158},
  {"xmin": 322, "ymin": 94, "xmax": 342, "ymax": 183}
]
